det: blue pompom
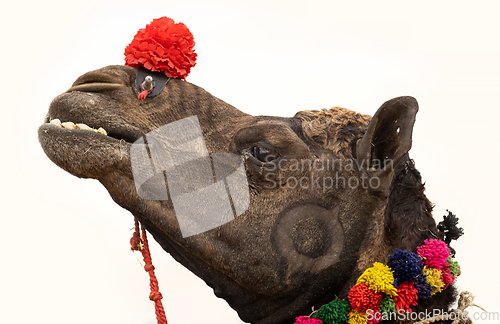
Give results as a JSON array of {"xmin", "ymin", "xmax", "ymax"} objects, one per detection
[
  {"xmin": 389, "ymin": 249, "xmax": 424, "ymax": 283},
  {"xmin": 413, "ymin": 273, "xmax": 432, "ymax": 299}
]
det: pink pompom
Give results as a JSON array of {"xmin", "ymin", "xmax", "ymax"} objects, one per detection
[
  {"xmin": 417, "ymin": 239, "xmax": 450, "ymax": 270},
  {"xmin": 294, "ymin": 316, "xmax": 323, "ymax": 324}
]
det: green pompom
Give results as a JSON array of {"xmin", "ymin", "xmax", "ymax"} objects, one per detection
[
  {"xmin": 313, "ymin": 299, "xmax": 350, "ymax": 324},
  {"xmin": 379, "ymin": 295, "xmax": 396, "ymax": 315},
  {"xmin": 447, "ymin": 256, "xmax": 460, "ymax": 277}
]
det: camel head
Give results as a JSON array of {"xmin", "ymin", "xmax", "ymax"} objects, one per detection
[{"xmin": 38, "ymin": 17, "xmax": 457, "ymax": 324}]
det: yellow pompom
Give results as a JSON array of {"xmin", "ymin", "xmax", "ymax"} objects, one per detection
[
  {"xmin": 423, "ymin": 267, "xmax": 444, "ymax": 295},
  {"xmin": 348, "ymin": 310, "xmax": 368, "ymax": 324},
  {"xmin": 357, "ymin": 262, "xmax": 398, "ymax": 297}
]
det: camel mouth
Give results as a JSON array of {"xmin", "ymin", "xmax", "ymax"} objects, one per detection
[
  {"xmin": 41, "ymin": 115, "xmax": 143, "ymax": 144},
  {"xmin": 46, "ymin": 118, "xmax": 109, "ymax": 135},
  {"xmin": 39, "ymin": 117, "xmax": 143, "ymax": 145}
]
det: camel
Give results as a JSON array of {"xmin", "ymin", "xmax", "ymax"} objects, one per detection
[{"xmin": 38, "ymin": 64, "xmax": 461, "ymax": 324}]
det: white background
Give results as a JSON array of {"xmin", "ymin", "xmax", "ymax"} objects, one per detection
[{"xmin": 2, "ymin": 1, "xmax": 499, "ymax": 323}]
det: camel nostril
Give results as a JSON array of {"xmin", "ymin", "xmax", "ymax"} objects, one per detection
[
  {"xmin": 67, "ymin": 82, "xmax": 124, "ymax": 93},
  {"xmin": 68, "ymin": 70, "xmax": 128, "ymax": 93}
]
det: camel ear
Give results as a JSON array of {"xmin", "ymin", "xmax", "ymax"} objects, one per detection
[{"xmin": 356, "ymin": 96, "xmax": 418, "ymax": 191}]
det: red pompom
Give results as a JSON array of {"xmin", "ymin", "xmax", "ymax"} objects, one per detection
[
  {"xmin": 441, "ymin": 267, "xmax": 455, "ymax": 289},
  {"xmin": 124, "ymin": 17, "xmax": 197, "ymax": 80},
  {"xmin": 348, "ymin": 283, "xmax": 383, "ymax": 312},
  {"xmin": 394, "ymin": 282, "xmax": 418, "ymax": 313}
]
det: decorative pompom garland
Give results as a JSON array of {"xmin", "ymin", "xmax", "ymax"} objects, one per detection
[
  {"xmin": 295, "ymin": 239, "xmax": 459, "ymax": 324},
  {"xmin": 124, "ymin": 16, "xmax": 197, "ymax": 80}
]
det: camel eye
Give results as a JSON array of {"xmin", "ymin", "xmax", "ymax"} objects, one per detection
[{"xmin": 252, "ymin": 145, "xmax": 275, "ymax": 163}]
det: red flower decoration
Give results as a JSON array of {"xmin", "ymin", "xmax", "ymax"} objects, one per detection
[{"xmin": 124, "ymin": 17, "xmax": 197, "ymax": 80}]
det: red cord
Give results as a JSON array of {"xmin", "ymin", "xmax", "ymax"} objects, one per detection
[
  {"xmin": 131, "ymin": 218, "xmax": 168, "ymax": 324},
  {"xmin": 138, "ymin": 89, "xmax": 152, "ymax": 101}
]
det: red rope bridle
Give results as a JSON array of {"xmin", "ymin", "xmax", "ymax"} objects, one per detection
[{"xmin": 130, "ymin": 218, "xmax": 168, "ymax": 324}]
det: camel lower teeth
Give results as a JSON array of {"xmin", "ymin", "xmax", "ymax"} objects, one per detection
[{"xmin": 50, "ymin": 118, "xmax": 107, "ymax": 135}]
